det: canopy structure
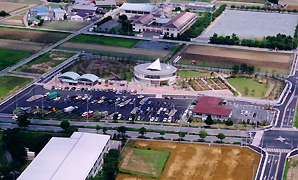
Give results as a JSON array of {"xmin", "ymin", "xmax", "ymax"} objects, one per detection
[{"xmin": 147, "ymin": 58, "xmax": 161, "ymax": 71}]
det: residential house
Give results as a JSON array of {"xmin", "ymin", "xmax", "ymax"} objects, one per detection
[
  {"xmin": 53, "ymin": 8, "xmax": 66, "ymax": 20},
  {"xmin": 72, "ymin": 0, "xmax": 98, "ymax": 12},
  {"xmin": 29, "ymin": 6, "xmax": 49, "ymax": 20}
]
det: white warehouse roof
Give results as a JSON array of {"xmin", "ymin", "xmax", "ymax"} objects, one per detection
[
  {"xmin": 120, "ymin": 3, "xmax": 155, "ymax": 12},
  {"xmin": 18, "ymin": 132, "xmax": 110, "ymax": 180}
]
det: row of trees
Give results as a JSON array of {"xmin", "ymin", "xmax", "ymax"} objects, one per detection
[
  {"xmin": 164, "ymin": 4, "xmax": 227, "ymax": 41},
  {"xmin": 210, "ymin": 33, "xmax": 297, "ymax": 50},
  {"xmin": 232, "ymin": 63, "xmax": 255, "ymax": 75}
]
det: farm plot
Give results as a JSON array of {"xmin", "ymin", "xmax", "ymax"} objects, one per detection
[
  {"xmin": 0, "ymin": 2, "xmax": 30, "ymax": 14},
  {"xmin": 180, "ymin": 45, "xmax": 293, "ymax": 75},
  {"xmin": 0, "ymin": 15, "xmax": 24, "ymax": 26},
  {"xmin": 117, "ymin": 140, "xmax": 260, "ymax": 180},
  {"xmin": 38, "ymin": 21, "xmax": 89, "ymax": 31},
  {"xmin": 0, "ymin": 48, "xmax": 31, "ymax": 71},
  {"xmin": 0, "ymin": 27, "xmax": 69, "ymax": 44},
  {"xmin": 59, "ymin": 42, "xmax": 169, "ymax": 59},
  {"xmin": 15, "ymin": 51, "xmax": 75, "ymax": 74},
  {"xmin": 120, "ymin": 143, "xmax": 170, "ymax": 178},
  {"xmin": 0, "ymin": 39, "xmax": 46, "ymax": 52}
]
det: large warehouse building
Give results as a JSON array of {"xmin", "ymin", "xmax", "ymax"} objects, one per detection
[
  {"xmin": 134, "ymin": 58, "xmax": 177, "ymax": 86},
  {"xmin": 18, "ymin": 132, "xmax": 110, "ymax": 180}
]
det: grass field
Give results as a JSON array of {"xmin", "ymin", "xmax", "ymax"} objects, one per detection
[
  {"xmin": 294, "ymin": 106, "xmax": 298, "ymax": 128},
  {"xmin": 0, "ymin": 49, "xmax": 31, "ymax": 71},
  {"xmin": 69, "ymin": 34, "xmax": 140, "ymax": 48},
  {"xmin": 120, "ymin": 145, "xmax": 170, "ymax": 178},
  {"xmin": 0, "ymin": 27, "xmax": 69, "ymax": 44},
  {"xmin": 117, "ymin": 140, "xmax": 260, "ymax": 180},
  {"xmin": 38, "ymin": 21, "xmax": 89, "ymax": 31},
  {"xmin": 227, "ymin": 77, "xmax": 268, "ymax": 97},
  {"xmin": 177, "ymin": 70, "xmax": 212, "ymax": 78},
  {"xmin": 0, "ymin": 76, "xmax": 32, "ymax": 99},
  {"xmin": 180, "ymin": 45, "xmax": 293, "ymax": 75},
  {"xmin": 16, "ymin": 51, "xmax": 75, "ymax": 74}
]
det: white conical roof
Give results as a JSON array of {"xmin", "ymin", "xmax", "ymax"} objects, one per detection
[{"xmin": 147, "ymin": 58, "xmax": 161, "ymax": 71}]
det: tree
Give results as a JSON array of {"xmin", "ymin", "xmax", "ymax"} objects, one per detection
[
  {"xmin": 102, "ymin": 126, "xmax": 108, "ymax": 134},
  {"xmin": 118, "ymin": 14, "xmax": 127, "ymax": 22},
  {"xmin": 244, "ymin": 87, "xmax": 249, "ymax": 95},
  {"xmin": 0, "ymin": 10, "xmax": 10, "ymax": 17},
  {"xmin": 204, "ymin": 115, "xmax": 214, "ymax": 125},
  {"xmin": 117, "ymin": 126, "xmax": 127, "ymax": 135},
  {"xmin": 231, "ymin": 4, "xmax": 236, "ymax": 8},
  {"xmin": 247, "ymin": 66, "xmax": 255, "ymax": 75},
  {"xmin": 178, "ymin": 131, "xmax": 186, "ymax": 140},
  {"xmin": 60, "ymin": 120, "xmax": 70, "ymax": 130},
  {"xmin": 95, "ymin": 124, "xmax": 100, "ymax": 133},
  {"xmin": 17, "ymin": 114, "xmax": 30, "ymax": 128},
  {"xmin": 139, "ymin": 127, "xmax": 147, "ymax": 136},
  {"xmin": 187, "ymin": 117, "xmax": 193, "ymax": 125},
  {"xmin": 216, "ymin": 133, "xmax": 226, "ymax": 142},
  {"xmin": 268, "ymin": 0, "xmax": 278, "ymax": 4},
  {"xmin": 113, "ymin": 114, "xmax": 118, "ymax": 120},
  {"xmin": 65, "ymin": 126, "xmax": 78, "ymax": 134},
  {"xmin": 232, "ymin": 65, "xmax": 239, "ymax": 74},
  {"xmin": 240, "ymin": 63, "xmax": 248, "ymax": 73},
  {"xmin": 160, "ymin": 130, "xmax": 165, "ymax": 138},
  {"xmin": 130, "ymin": 113, "xmax": 136, "ymax": 121},
  {"xmin": 36, "ymin": 15, "xmax": 41, "ymax": 20},
  {"xmin": 63, "ymin": 13, "xmax": 67, "ymax": 20},
  {"xmin": 198, "ymin": 130, "xmax": 208, "ymax": 141},
  {"xmin": 225, "ymin": 120, "xmax": 234, "ymax": 126},
  {"xmin": 38, "ymin": 19, "xmax": 44, "ymax": 26}
]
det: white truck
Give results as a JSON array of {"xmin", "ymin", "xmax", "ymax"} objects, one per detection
[{"xmin": 64, "ymin": 106, "xmax": 78, "ymax": 113}]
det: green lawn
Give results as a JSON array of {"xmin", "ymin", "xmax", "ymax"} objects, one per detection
[
  {"xmin": 177, "ymin": 70, "xmax": 212, "ymax": 78},
  {"xmin": 0, "ymin": 76, "xmax": 32, "ymax": 99},
  {"xmin": 227, "ymin": 77, "xmax": 268, "ymax": 97},
  {"xmin": 0, "ymin": 49, "xmax": 31, "ymax": 71},
  {"xmin": 16, "ymin": 51, "xmax": 75, "ymax": 74},
  {"xmin": 120, "ymin": 148, "xmax": 170, "ymax": 178},
  {"xmin": 69, "ymin": 34, "xmax": 140, "ymax": 48},
  {"xmin": 295, "ymin": 107, "xmax": 298, "ymax": 128}
]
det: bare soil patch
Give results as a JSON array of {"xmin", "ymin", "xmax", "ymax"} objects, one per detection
[
  {"xmin": 0, "ymin": 2, "xmax": 28, "ymax": 13},
  {"xmin": 60, "ymin": 42, "xmax": 169, "ymax": 59},
  {"xmin": 0, "ymin": 27, "xmax": 69, "ymax": 44},
  {"xmin": 0, "ymin": 39, "xmax": 46, "ymax": 52},
  {"xmin": 117, "ymin": 140, "xmax": 260, "ymax": 180},
  {"xmin": 180, "ymin": 45, "xmax": 293, "ymax": 74}
]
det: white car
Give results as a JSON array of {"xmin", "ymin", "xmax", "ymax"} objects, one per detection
[
  {"xmin": 150, "ymin": 117, "xmax": 155, "ymax": 122},
  {"xmin": 53, "ymin": 97, "xmax": 60, "ymax": 101},
  {"xmin": 163, "ymin": 117, "xmax": 168, "ymax": 122},
  {"xmin": 137, "ymin": 95, "xmax": 144, "ymax": 99},
  {"xmin": 88, "ymin": 110, "xmax": 94, "ymax": 114},
  {"xmin": 82, "ymin": 112, "xmax": 88, "ymax": 117}
]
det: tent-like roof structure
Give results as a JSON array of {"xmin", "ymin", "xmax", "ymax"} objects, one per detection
[
  {"xmin": 59, "ymin": 72, "xmax": 80, "ymax": 80},
  {"xmin": 147, "ymin": 58, "xmax": 161, "ymax": 71},
  {"xmin": 78, "ymin": 74, "xmax": 98, "ymax": 82}
]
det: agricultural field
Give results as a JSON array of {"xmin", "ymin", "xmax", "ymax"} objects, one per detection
[
  {"xmin": 216, "ymin": 0, "xmax": 265, "ymax": 7},
  {"xmin": 38, "ymin": 21, "xmax": 89, "ymax": 31},
  {"xmin": 0, "ymin": 27, "xmax": 69, "ymax": 44},
  {"xmin": 227, "ymin": 77, "xmax": 268, "ymax": 97},
  {"xmin": 0, "ymin": 1, "xmax": 35, "ymax": 14},
  {"xmin": 177, "ymin": 70, "xmax": 212, "ymax": 78},
  {"xmin": 0, "ymin": 15, "xmax": 24, "ymax": 26},
  {"xmin": 0, "ymin": 39, "xmax": 47, "ymax": 52},
  {"xmin": 0, "ymin": 0, "xmax": 42, "ymax": 4},
  {"xmin": 117, "ymin": 140, "xmax": 260, "ymax": 180},
  {"xmin": 69, "ymin": 34, "xmax": 140, "ymax": 48},
  {"xmin": 59, "ymin": 42, "xmax": 169, "ymax": 59},
  {"xmin": 0, "ymin": 76, "xmax": 32, "ymax": 99},
  {"xmin": 180, "ymin": 45, "xmax": 293, "ymax": 75},
  {"xmin": 0, "ymin": 48, "xmax": 31, "ymax": 71},
  {"xmin": 283, "ymin": 156, "xmax": 298, "ymax": 180},
  {"xmin": 15, "ymin": 51, "xmax": 75, "ymax": 74},
  {"xmin": 120, "ymin": 142, "xmax": 170, "ymax": 178}
]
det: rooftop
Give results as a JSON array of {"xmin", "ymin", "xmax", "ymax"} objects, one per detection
[
  {"xmin": 18, "ymin": 132, "xmax": 110, "ymax": 180},
  {"xmin": 120, "ymin": 3, "xmax": 155, "ymax": 12},
  {"xmin": 95, "ymin": 0, "xmax": 116, "ymax": 6},
  {"xmin": 163, "ymin": 12, "xmax": 195, "ymax": 28},
  {"xmin": 134, "ymin": 59, "xmax": 177, "ymax": 76},
  {"xmin": 59, "ymin": 71, "xmax": 80, "ymax": 80},
  {"xmin": 188, "ymin": 2, "xmax": 215, "ymax": 7},
  {"xmin": 53, "ymin": 8, "xmax": 65, "ymax": 13},
  {"xmin": 78, "ymin": 73, "xmax": 99, "ymax": 82},
  {"xmin": 132, "ymin": 14, "xmax": 154, "ymax": 24},
  {"xmin": 193, "ymin": 96, "xmax": 232, "ymax": 117}
]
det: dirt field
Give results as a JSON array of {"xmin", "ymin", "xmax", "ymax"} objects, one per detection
[
  {"xmin": 0, "ymin": 27, "xmax": 69, "ymax": 44},
  {"xmin": 0, "ymin": 39, "xmax": 46, "ymax": 52},
  {"xmin": 285, "ymin": 156, "xmax": 298, "ymax": 180},
  {"xmin": 0, "ymin": 2, "xmax": 29, "ymax": 13},
  {"xmin": 60, "ymin": 42, "xmax": 170, "ymax": 59},
  {"xmin": 38, "ymin": 21, "xmax": 89, "ymax": 31},
  {"xmin": 217, "ymin": 1, "xmax": 264, "ymax": 7},
  {"xmin": 0, "ymin": 15, "xmax": 24, "ymax": 26},
  {"xmin": 117, "ymin": 140, "xmax": 261, "ymax": 180},
  {"xmin": 180, "ymin": 45, "xmax": 293, "ymax": 74}
]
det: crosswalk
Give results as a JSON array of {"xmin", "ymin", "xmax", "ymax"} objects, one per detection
[
  {"xmin": 252, "ymin": 130, "xmax": 264, "ymax": 146},
  {"xmin": 265, "ymin": 148, "xmax": 291, "ymax": 153},
  {"xmin": 271, "ymin": 127, "xmax": 298, "ymax": 131}
]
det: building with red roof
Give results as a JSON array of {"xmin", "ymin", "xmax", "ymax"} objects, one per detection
[{"xmin": 192, "ymin": 96, "xmax": 232, "ymax": 120}]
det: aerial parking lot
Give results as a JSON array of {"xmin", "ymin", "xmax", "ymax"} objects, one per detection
[
  {"xmin": 201, "ymin": 10, "xmax": 298, "ymax": 39},
  {"xmin": 4, "ymin": 85, "xmax": 191, "ymax": 123}
]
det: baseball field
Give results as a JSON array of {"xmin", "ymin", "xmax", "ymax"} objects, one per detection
[
  {"xmin": 180, "ymin": 45, "xmax": 293, "ymax": 75},
  {"xmin": 117, "ymin": 140, "xmax": 260, "ymax": 180}
]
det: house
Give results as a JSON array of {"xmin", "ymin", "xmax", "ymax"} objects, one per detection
[
  {"xmin": 29, "ymin": 6, "xmax": 49, "ymax": 20},
  {"xmin": 70, "ymin": 10, "xmax": 95, "ymax": 21},
  {"xmin": 162, "ymin": 12, "xmax": 196, "ymax": 37},
  {"xmin": 132, "ymin": 13, "xmax": 171, "ymax": 33},
  {"xmin": 53, "ymin": 8, "xmax": 66, "ymax": 20},
  {"xmin": 95, "ymin": 0, "xmax": 116, "ymax": 7},
  {"xmin": 187, "ymin": 2, "xmax": 215, "ymax": 12},
  {"xmin": 120, "ymin": 3, "xmax": 160, "ymax": 18},
  {"xmin": 192, "ymin": 96, "xmax": 232, "ymax": 121},
  {"xmin": 18, "ymin": 132, "xmax": 110, "ymax": 180},
  {"xmin": 72, "ymin": 0, "xmax": 98, "ymax": 12}
]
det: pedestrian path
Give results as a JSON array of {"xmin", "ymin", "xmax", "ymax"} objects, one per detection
[
  {"xmin": 271, "ymin": 127, "xmax": 298, "ymax": 131},
  {"xmin": 252, "ymin": 130, "xmax": 264, "ymax": 146},
  {"xmin": 265, "ymin": 148, "xmax": 291, "ymax": 153}
]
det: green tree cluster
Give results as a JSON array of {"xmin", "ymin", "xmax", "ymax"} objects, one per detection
[
  {"xmin": 0, "ymin": 10, "xmax": 10, "ymax": 17},
  {"xmin": 209, "ymin": 33, "xmax": 239, "ymax": 45}
]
